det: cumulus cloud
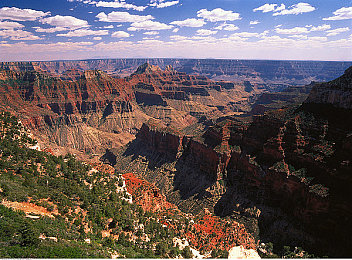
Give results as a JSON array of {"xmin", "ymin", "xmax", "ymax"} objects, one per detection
[
  {"xmin": 273, "ymin": 3, "xmax": 315, "ymax": 16},
  {"xmin": 197, "ymin": 8, "xmax": 241, "ymax": 22},
  {"xmin": 67, "ymin": 0, "xmax": 147, "ymax": 11},
  {"xmin": 57, "ymin": 29, "xmax": 108, "ymax": 37},
  {"xmin": 253, "ymin": 3, "xmax": 315, "ymax": 16},
  {"xmin": 170, "ymin": 18, "xmax": 205, "ymax": 28},
  {"xmin": 34, "ymin": 26, "xmax": 68, "ymax": 33},
  {"xmin": 0, "ymin": 21, "xmax": 24, "ymax": 30},
  {"xmin": 93, "ymin": 36, "xmax": 102, "ymax": 40},
  {"xmin": 310, "ymin": 24, "xmax": 331, "ymax": 32},
  {"xmin": 326, "ymin": 27, "xmax": 350, "ymax": 36},
  {"xmin": 0, "ymin": 29, "xmax": 41, "ymax": 40},
  {"xmin": 143, "ymin": 36, "xmax": 160, "ymax": 40},
  {"xmin": 172, "ymin": 28, "xmax": 179, "ymax": 33},
  {"xmin": 323, "ymin": 7, "xmax": 352, "ymax": 21},
  {"xmin": 250, "ymin": 20, "xmax": 260, "ymax": 25},
  {"xmin": 275, "ymin": 26, "xmax": 309, "ymax": 34},
  {"xmin": 111, "ymin": 31, "xmax": 130, "ymax": 37},
  {"xmin": 128, "ymin": 20, "xmax": 173, "ymax": 31},
  {"xmin": 40, "ymin": 15, "xmax": 89, "ymax": 29},
  {"xmin": 230, "ymin": 32, "xmax": 263, "ymax": 38},
  {"xmin": 96, "ymin": 11, "xmax": 153, "ymax": 23},
  {"xmin": 143, "ymin": 31, "xmax": 159, "ymax": 35},
  {"xmin": 289, "ymin": 35, "xmax": 308, "ymax": 40},
  {"xmin": 253, "ymin": 4, "xmax": 278, "ymax": 13},
  {"xmin": 214, "ymin": 23, "xmax": 239, "ymax": 31},
  {"xmin": 94, "ymin": 1, "xmax": 147, "ymax": 11},
  {"xmin": 150, "ymin": 0, "xmax": 179, "ymax": 8},
  {"xmin": 0, "ymin": 7, "xmax": 50, "ymax": 21},
  {"xmin": 196, "ymin": 29, "xmax": 217, "ymax": 36},
  {"xmin": 2, "ymin": 34, "xmax": 352, "ymax": 62},
  {"xmin": 169, "ymin": 35, "xmax": 188, "ymax": 41}
]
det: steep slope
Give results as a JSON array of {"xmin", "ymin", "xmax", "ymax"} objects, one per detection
[
  {"xmin": 305, "ymin": 66, "xmax": 352, "ymax": 109},
  {"xmin": 105, "ymin": 66, "xmax": 352, "ymax": 257},
  {"xmin": 0, "ymin": 63, "xmax": 254, "ymax": 156},
  {"xmin": 2, "ymin": 59, "xmax": 351, "ymax": 86},
  {"xmin": 0, "ymin": 112, "xmax": 257, "ymax": 258}
]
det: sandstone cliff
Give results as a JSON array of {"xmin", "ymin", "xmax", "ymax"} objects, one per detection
[
  {"xmin": 105, "ymin": 66, "xmax": 352, "ymax": 257},
  {"xmin": 305, "ymin": 66, "xmax": 352, "ymax": 109},
  {"xmin": 2, "ymin": 59, "xmax": 351, "ymax": 86},
  {"xmin": 0, "ymin": 63, "xmax": 253, "ymax": 155}
]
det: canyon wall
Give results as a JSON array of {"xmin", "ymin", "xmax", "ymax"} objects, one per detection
[
  {"xmin": 1, "ymin": 59, "xmax": 351, "ymax": 85},
  {"xmin": 107, "ymin": 66, "xmax": 352, "ymax": 257}
]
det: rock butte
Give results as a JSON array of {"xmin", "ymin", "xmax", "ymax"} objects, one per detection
[{"xmin": 0, "ymin": 61, "xmax": 351, "ymax": 257}]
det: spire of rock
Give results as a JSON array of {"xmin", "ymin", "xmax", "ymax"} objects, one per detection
[
  {"xmin": 134, "ymin": 63, "xmax": 162, "ymax": 74},
  {"xmin": 165, "ymin": 65, "xmax": 175, "ymax": 72}
]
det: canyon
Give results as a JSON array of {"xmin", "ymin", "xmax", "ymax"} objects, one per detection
[
  {"xmin": 0, "ymin": 59, "xmax": 351, "ymax": 257},
  {"xmin": 1, "ymin": 58, "xmax": 351, "ymax": 87}
]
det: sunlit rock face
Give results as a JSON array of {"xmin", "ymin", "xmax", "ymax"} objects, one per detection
[{"xmin": 0, "ymin": 63, "xmax": 253, "ymax": 154}]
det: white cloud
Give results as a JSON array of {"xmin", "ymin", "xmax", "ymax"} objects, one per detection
[
  {"xmin": 323, "ymin": 7, "xmax": 352, "ymax": 21},
  {"xmin": 230, "ymin": 32, "xmax": 261, "ymax": 38},
  {"xmin": 273, "ymin": 3, "xmax": 315, "ymax": 16},
  {"xmin": 275, "ymin": 4, "xmax": 286, "ymax": 12},
  {"xmin": 275, "ymin": 26, "xmax": 309, "ymax": 35},
  {"xmin": 143, "ymin": 36, "xmax": 160, "ymax": 40},
  {"xmin": 34, "ymin": 26, "xmax": 68, "ymax": 33},
  {"xmin": 196, "ymin": 29, "xmax": 217, "ymax": 36},
  {"xmin": 0, "ymin": 7, "xmax": 50, "ymax": 21},
  {"xmin": 215, "ymin": 23, "xmax": 239, "ymax": 31},
  {"xmin": 150, "ymin": 0, "xmax": 179, "ymax": 8},
  {"xmin": 170, "ymin": 18, "xmax": 205, "ymax": 28},
  {"xmin": 2, "ymin": 35, "xmax": 352, "ymax": 62},
  {"xmin": 57, "ymin": 29, "xmax": 108, "ymax": 37},
  {"xmin": 128, "ymin": 20, "xmax": 173, "ymax": 31},
  {"xmin": 94, "ymin": 1, "xmax": 147, "ymax": 11},
  {"xmin": 169, "ymin": 35, "xmax": 188, "ymax": 41},
  {"xmin": 0, "ymin": 21, "xmax": 24, "ymax": 30},
  {"xmin": 253, "ymin": 4, "xmax": 278, "ymax": 13},
  {"xmin": 143, "ymin": 31, "xmax": 159, "ymax": 35},
  {"xmin": 250, "ymin": 20, "xmax": 260, "ymax": 25},
  {"xmin": 310, "ymin": 24, "xmax": 331, "ymax": 32},
  {"xmin": 309, "ymin": 36, "xmax": 328, "ymax": 42},
  {"xmin": 326, "ymin": 27, "xmax": 350, "ymax": 36},
  {"xmin": 93, "ymin": 36, "xmax": 102, "ymax": 40},
  {"xmin": 289, "ymin": 35, "xmax": 308, "ymax": 40},
  {"xmin": 112, "ymin": 31, "xmax": 130, "ymax": 38},
  {"xmin": 104, "ymin": 25, "xmax": 114, "ymax": 29},
  {"xmin": 96, "ymin": 11, "xmax": 153, "ymax": 23},
  {"xmin": 67, "ymin": 0, "xmax": 147, "ymax": 11},
  {"xmin": 40, "ymin": 15, "xmax": 89, "ymax": 30},
  {"xmin": 0, "ymin": 29, "xmax": 41, "ymax": 40},
  {"xmin": 172, "ymin": 28, "xmax": 179, "ymax": 33},
  {"xmin": 197, "ymin": 8, "xmax": 241, "ymax": 22}
]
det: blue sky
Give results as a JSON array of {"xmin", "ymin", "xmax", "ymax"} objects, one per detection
[{"xmin": 0, "ymin": 0, "xmax": 351, "ymax": 61}]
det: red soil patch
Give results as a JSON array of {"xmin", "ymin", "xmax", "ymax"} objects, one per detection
[
  {"xmin": 1, "ymin": 199, "xmax": 57, "ymax": 218},
  {"xmin": 122, "ymin": 173, "xmax": 176, "ymax": 212},
  {"xmin": 186, "ymin": 212, "xmax": 256, "ymax": 252},
  {"xmin": 122, "ymin": 173, "xmax": 257, "ymax": 252}
]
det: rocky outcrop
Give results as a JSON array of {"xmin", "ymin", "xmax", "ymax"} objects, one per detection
[
  {"xmin": 0, "ymin": 63, "xmax": 253, "ymax": 154},
  {"xmin": 108, "ymin": 66, "xmax": 352, "ymax": 257},
  {"xmin": 123, "ymin": 172, "xmax": 176, "ymax": 212},
  {"xmin": 228, "ymin": 246, "xmax": 260, "ymax": 259},
  {"xmin": 3, "ymin": 59, "xmax": 351, "ymax": 86},
  {"xmin": 136, "ymin": 122, "xmax": 182, "ymax": 158},
  {"xmin": 122, "ymin": 172, "xmax": 257, "ymax": 253},
  {"xmin": 305, "ymin": 66, "xmax": 352, "ymax": 109}
]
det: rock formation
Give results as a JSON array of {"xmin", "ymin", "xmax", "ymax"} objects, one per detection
[
  {"xmin": 0, "ymin": 63, "xmax": 253, "ymax": 155},
  {"xmin": 2, "ymin": 59, "xmax": 351, "ymax": 86},
  {"xmin": 104, "ymin": 66, "xmax": 352, "ymax": 257}
]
